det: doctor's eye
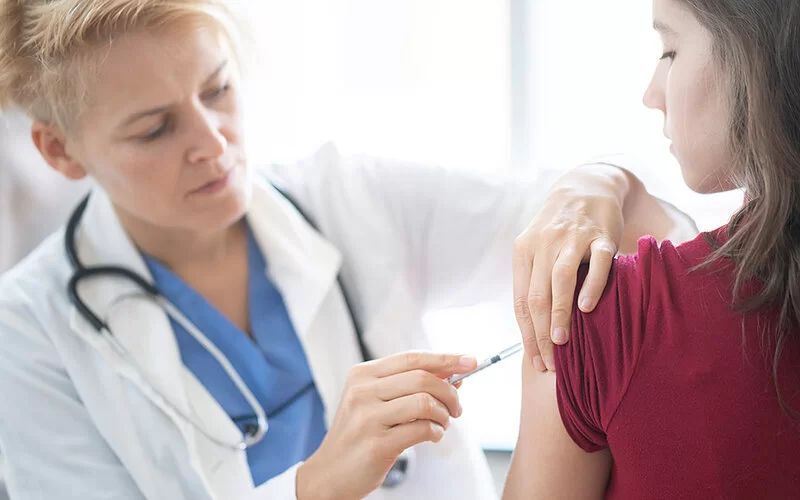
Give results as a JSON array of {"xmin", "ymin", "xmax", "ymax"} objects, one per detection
[
  {"xmin": 202, "ymin": 82, "xmax": 231, "ymax": 103},
  {"xmin": 140, "ymin": 119, "xmax": 171, "ymax": 142}
]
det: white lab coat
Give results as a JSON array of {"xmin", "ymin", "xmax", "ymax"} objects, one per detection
[{"xmin": 0, "ymin": 144, "xmax": 560, "ymax": 500}]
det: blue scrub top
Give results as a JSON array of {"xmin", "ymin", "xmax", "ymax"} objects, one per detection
[{"xmin": 142, "ymin": 224, "xmax": 327, "ymax": 486}]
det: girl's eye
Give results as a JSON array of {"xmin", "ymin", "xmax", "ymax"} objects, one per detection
[{"xmin": 660, "ymin": 51, "xmax": 676, "ymax": 61}]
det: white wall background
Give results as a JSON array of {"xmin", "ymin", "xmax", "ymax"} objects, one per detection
[{"xmin": 240, "ymin": 0, "xmax": 512, "ymax": 173}]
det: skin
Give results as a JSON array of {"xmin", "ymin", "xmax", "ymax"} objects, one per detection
[{"xmin": 504, "ymin": 0, "xmax": 732, "ymax": 497}]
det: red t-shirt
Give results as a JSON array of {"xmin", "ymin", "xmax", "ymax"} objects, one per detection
[{"xmin": 555, "ymin": 229, "xmax": 800, "ymax": 499}]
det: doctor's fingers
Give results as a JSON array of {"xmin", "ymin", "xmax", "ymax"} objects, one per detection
[
  {"xmin": 548, "ymin": 243, "xmax": 584, "ymax": 352},
  {"xmin": 384, "ymin": 420, "xmax": 446, "ymax": 455},
  {"xmin": 376, "ymin": 370, "xmax": 462, "ymax": 418},
  {"xmin": 513, "ymin": 233, "xmax": 540, "ymax": 366},
  {"xmin": 377, "ymin": 393, "xmax": 452, "ymax": 430},
  {"xmin": 577, "ymin": 237, "xmax": 617, "ymax": 312},
  {"xmin": 362, "ymin": 351, "xmax": 477, "ymax": 379},
  {"xmin": 529, "ymin": 243, "xmax": 561, "ymax": 372}
]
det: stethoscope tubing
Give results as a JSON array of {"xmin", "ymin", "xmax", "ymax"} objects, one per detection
[
  {"xmin": 63, "ymin": 192, "xmax": 410, "ymax": 486},
  {"xmin": 65, "ymin": 196, "xmax": 266, "ymax": 450}
]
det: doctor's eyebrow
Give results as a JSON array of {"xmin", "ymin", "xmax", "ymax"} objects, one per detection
[
  {"xmin": 201, "ymin": 59, "xmax": 229, "ymax": 87},
  {"xmin": 118, "ymin": 59, "xmax": 230, "ymax": 128}
]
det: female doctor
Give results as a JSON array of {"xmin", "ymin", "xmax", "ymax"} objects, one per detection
[{"xmin": 0, "ymin": 1, "xmax": 696, "ymax": 499}]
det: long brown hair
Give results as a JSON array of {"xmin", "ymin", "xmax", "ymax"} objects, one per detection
[{"xmin": 679, "ymin": 0, "xmax": 800, "ymax": 414}]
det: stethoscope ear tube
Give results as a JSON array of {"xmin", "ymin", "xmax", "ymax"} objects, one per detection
[
  {"xmin": 383, "ymin": 448, "xmax": 414, "ymax": 488},
  {"xmin": 65, "ymin": 195, "xmax": 90, "ymax": 271},
  {"xmin": 65, "ymin": 195, "xmax": 160, "ymax": 331}
]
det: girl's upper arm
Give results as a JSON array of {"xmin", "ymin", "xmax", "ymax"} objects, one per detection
[
  {"xmin": 505, "ymin": 238, "xmax": 662, "ymax": 499},
  {"xmin": 503, "ymin": 361, "xmax": 611, "ymax": 500}
]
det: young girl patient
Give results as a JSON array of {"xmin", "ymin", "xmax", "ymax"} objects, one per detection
[{"xmin": 505, "ymin": 0, "xmax": 800, "ymax": 498}]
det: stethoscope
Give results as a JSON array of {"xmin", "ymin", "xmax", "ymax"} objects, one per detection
[{"xmin": 65, "ymin": 190, "xmax": 410, "ymax": 487}]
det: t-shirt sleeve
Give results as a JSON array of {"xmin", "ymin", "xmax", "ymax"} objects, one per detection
[{"xmin": 555, "ymin": 236, "xmax": 659, "ymax": 452}]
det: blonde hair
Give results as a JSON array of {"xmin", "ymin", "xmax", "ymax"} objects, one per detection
[{"xmin": 0, "ymin": 0, "xmax": 243, "ymax": 132}]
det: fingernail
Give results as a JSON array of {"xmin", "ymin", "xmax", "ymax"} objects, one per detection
[
  {"xmin": 544, "ymin": 355, "xmax": 556, "ymax": 372},
  {"xmin": 579, "ymin": 297, "xmax": 592, "ymax": 311},
  {"xmin": 552, "ymin": 327, "xmax": 567, "ymax": 344},
  {"xmin": 533, "ymin": 355, "xmax": 546, "ymax": 372},
  {"xmin": 458, "ymin": 356, "xmax": 476, "ymax": 369}
]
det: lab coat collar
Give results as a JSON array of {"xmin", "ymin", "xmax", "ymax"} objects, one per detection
[{"xmin": 66, "ymin": 175, "xmax": 343, "ymax": 377}]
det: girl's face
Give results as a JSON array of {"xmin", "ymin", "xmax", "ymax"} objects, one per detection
[{"xmin": 644, "ymin": 0, "xmax": 737, "ymax": 193}]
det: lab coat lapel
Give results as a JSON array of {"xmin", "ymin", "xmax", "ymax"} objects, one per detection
[
  {"xmin": 188, "ymin": 175, "xmax": 359, "ymax": 496},
  {"xmin": 247, "ymin": 175, "xmax": 363, "ymax": 424},
  {"xmin": 66, "ymin": 187, "xmax": 194, "ymax": 426},
  {"xmin": 246, "ymin": 176, "xmax": 342, "ymax": 336}
]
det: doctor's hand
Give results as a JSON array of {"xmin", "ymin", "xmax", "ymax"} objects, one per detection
[
  {"xmin": 514, "ymin": 163, "xmax": 631, "ymax": 373},
  {"xmin": 296, "ymin": 351, "xmax": 477, "ymax": 500}
]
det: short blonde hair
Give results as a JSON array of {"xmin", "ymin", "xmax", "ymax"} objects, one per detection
[{"xmin": 0, "ymin": 0, "xmax": 243, "ymax": 132}]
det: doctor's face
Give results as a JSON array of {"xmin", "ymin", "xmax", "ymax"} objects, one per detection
[
  {"xmin": 64, "ymin": 26, "xmax": 250, "ymax": 234},
  {"xmin": 643, "ymin": 0, "xmax": 736, "ymax": 193}
]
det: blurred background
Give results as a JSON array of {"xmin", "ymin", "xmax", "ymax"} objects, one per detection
[{"xmin": 1, "ymin": 0, "xmax": 744, "ymax": 495}]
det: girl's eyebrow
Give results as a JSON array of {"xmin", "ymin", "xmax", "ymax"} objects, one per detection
[{"xmin": 653, "ymin": 20, "xmax": 677, "ymax": 35}]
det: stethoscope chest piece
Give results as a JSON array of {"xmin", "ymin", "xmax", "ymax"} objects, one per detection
[{"xmin": 383, "ymin": 448, "xmax": 414, "ymax": 488}]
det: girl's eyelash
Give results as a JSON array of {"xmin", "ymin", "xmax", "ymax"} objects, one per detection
[{"xmin": 660, "ymin": 51, "xmax": 676, "ymax": 60}]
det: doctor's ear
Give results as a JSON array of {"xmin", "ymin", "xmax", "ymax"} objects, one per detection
[{"xmin": 31, "ymin": 120, "xmax": 88, "ymax": 180}]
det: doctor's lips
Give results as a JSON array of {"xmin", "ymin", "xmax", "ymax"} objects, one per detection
[{"xmin": 190, "ymin": 168, "xmax": 235, "ymax": 195}]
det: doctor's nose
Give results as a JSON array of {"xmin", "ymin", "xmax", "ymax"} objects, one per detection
[{"xmin": 186, "ymin": 109, "xmax": 228, "ymax": 164}]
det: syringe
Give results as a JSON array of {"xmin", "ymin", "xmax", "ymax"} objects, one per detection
[{"xmin": 446, "ymin": 342, "xmax": 523, "ymax": 385}]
